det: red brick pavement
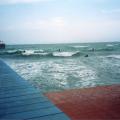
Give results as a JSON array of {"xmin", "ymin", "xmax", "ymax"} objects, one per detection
[{"xmin": 45, "ymin": 85, "xmax": 120, "ymax": 120}]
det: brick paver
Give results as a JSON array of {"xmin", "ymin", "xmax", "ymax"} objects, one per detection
[{"xmin": 46, "ymin": 85, "xmax": 120, "ymax": 120}]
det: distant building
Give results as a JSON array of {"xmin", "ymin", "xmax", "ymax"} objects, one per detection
[{"xmin": 0, "ymin": 40, "xmax": 5, "ymax": 49}]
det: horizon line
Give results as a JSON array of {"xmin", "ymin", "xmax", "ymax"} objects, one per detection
[{"xmin": 6, "ymin": 41, "xmax": 120, "ymax": 45}]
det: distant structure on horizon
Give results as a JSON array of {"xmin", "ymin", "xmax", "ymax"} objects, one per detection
[{"xmin": 0, "ymin": 40, "xmax": 5, "ymax": 49}]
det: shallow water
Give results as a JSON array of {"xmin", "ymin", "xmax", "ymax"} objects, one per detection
[{"xmin": 1, "ymin": 42, "xmax": 120, "ymax": 93}]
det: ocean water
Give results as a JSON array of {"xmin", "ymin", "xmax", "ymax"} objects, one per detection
[{"xmin": 0, "ymin": 42, "xmax": 120, "ymax": 93}]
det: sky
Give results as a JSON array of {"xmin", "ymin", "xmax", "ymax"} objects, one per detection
[{"xmin": 0, "ymin": 0, "xmax": 120, "ymax": 44}]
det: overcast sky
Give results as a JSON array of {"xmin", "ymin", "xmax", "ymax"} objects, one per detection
[{"xmin": 0, "ymin": 0, "xmax": 120, "ymax": 44}]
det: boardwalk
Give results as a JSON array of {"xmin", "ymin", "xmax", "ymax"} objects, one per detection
[{"xmin": 0, "ymin": 59, "xmax": 70, "ymax": 120}]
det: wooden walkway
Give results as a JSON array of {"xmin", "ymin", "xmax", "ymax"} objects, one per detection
[{"xmin": 0, "ymin": 59, "xmax": 70, "ymax": 120}]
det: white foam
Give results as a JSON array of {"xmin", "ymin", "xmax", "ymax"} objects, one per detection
[
  {"xmin": 72, "ymin": 45, "xmax": 88, "ymax": 48},
  {"xmin": 106, "ymin": 44, "xmax": 114, "ymax": 47},
  {"xmin": 7, "ymin": 50, "xmax": 17, "ymax": 54},
  {"xmin": 107, "ymin": 55, "xmax": 120, "ymax": 59},
  {"xmin": 35, "ymin": 52, "xmax": 49, "ymax": 56},
  {"xmin": 52, "ymin": 51, "xmax": 79, "ymax": 57},
  {"xmin": 7, "ymin": 49, "xmax": 23, "ymax": 54},
  {"xmin": 22, "ymin": 50, "xmax": 34, "ymax": 56},
  {"xmin": 34, "ymin": 50, "xmax": 44, "ymax": 53},
  {"xmin": 22, "ymin": 50, "xmax": 48, "ymax": 56}
]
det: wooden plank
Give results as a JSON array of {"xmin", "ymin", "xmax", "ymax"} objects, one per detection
[
  {"xmin": 0, "ymin": 97, "xmax": 49, "ymax": 108},
  {"xmin": 0, "ymin": 93, "xmax": 43, "ymax": 104},
  {"xmin": 0, "ymin": 87, "xmax": 40, "ymax": 96},
  {"xmin": 0, "ymin": 75, "xmax": 29, "ymax": 85},
  {"xmin": 0, "ymin": 86, "xmax": 34, "ymax": 92},
  {"xmin": 0, "ymin": 85, "xmax": 32, "ymax": 92},
  {"xmin": 27, "ymin": 113, "xmax": 70, "ymax": 120},
  {"xmin": 4, "ymin": 102, "xmax": 54, "ymax": 115},
  {"xmin": 0, "ymin": 74, "xmax": 28, "ymax": 84},
  {"xmin": 3, "ymin": 106, "xmax": 62, "ymax": 119},
  {"xmin": 0, "ymin": 77, "xmax": 30, "ymax": 88},
  {"xmin": 0, "ymin": 89, "xmax": 40, "ymax": 99}
]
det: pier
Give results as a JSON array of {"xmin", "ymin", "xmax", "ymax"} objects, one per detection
[
  {"xmin": 0, "ymin": 41, "xmax": 5, "ymax": 49},
  {"xmin": 0, "ymin": 59, "xmax": 70, "ymax": 120}
]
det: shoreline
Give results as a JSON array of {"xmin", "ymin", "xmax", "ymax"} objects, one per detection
[{"xmin": 45, "ymin": 85, "xmax": 120, "ymax": 120}]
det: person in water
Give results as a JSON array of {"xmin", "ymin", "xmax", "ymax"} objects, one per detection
[
  {"xmin": 85, "ymin": 54, "xmax": 88, "ymax": 57},
  {"xmin": 92, "ymin": 48, "xmax": 95, "ymax": 51}
]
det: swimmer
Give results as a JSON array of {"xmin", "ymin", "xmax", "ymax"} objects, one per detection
[{"xmin": 85, "ymin": 54, "xmax": 88, "ymax": 57}]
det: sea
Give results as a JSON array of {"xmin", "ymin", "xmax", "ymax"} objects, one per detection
[{"xmin": 0, "ymin": 42, "xmax": 120, "ymax": 93}]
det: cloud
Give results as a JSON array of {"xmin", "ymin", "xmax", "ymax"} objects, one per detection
[
  {"xmin": 1, "ymin": 15, "xmax": 120, "ymax": 43},
  {"xmin": 0, "ymin": 17, "xmax": 66, "ymax": 31},
  {"xmin": 0, "ymin": 0, "xmax": 55, "ymax": 5},
  {"xmin": 102, "ymin": 9, "xmax": 120, "ymax": 14},
  {"xmin": 23, "ymin": 17, "xmax": 66, "ymax": 29}
]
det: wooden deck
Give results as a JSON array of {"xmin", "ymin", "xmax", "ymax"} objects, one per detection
[{"xmin": 0, "ymin": 59, "xmax": 70, "ymax": 120}]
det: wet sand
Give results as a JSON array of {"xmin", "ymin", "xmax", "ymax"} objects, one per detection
[{"xmin": 45, "ymin": 85, "xmax": 120, "ymax": 120}]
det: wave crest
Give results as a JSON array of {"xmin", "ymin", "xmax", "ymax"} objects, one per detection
[
  {"xmin": 52, "ymin": 51, "xmax": 80, "ymax": 57},
  {"xmin": 107, "ymin": 55, "xmax": 120, "ymax": 59},
  {"xmin": 0, "ymin": 49, "xmax": 81, "ymax": 58},
  {"xmin": 72, "ymin": 45, "xmax": 89, "ymax": 48}
]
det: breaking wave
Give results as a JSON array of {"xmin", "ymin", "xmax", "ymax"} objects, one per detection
[
  {"xmin": 106, "ymin": 44, "xmax": 114, "ymax": 47},
  {"xmin": 107, "ymin": 55, "xmax": 120, "ymax": 59},
  {"xmin": 72, "ymin": 45, "xmax": 89, "ymax": 48},
  {"xmin": 0, "ymin": 49, "xmax": 81, "ymax": 58},
  {"xmin": 52, "ymin": 51, "xmax": 80, "ymax": 57},
  {"xmin": 88, "ymin": 47, "xmax": 115, "ymax": 52}
]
